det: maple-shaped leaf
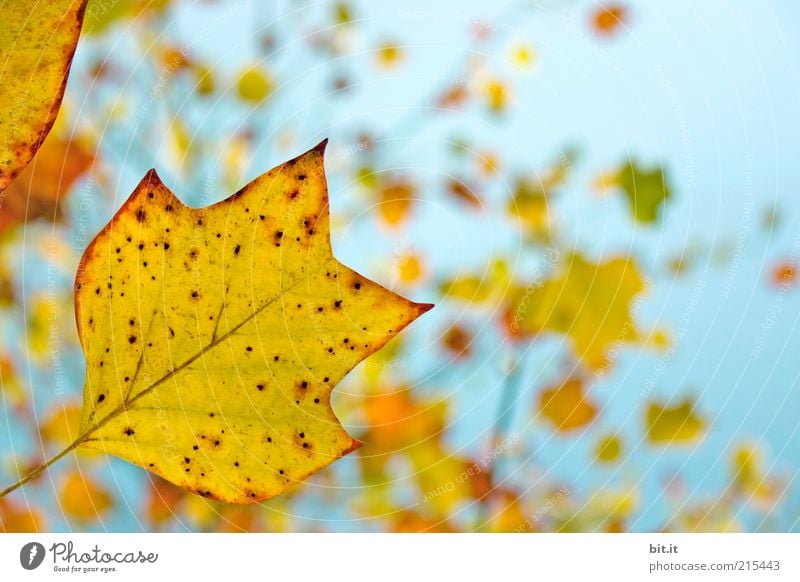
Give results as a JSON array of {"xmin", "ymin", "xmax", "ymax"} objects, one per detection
[
  {"xmin": 72, "ymin": 141, "xmax": 432, "ymax": 503},
  {"xmin": 507, "ymin": 252, "xmax": 647, "ymax": 370},
  {"xmin": 0, "ymin": 0, "xmax": 88, "ymax": 191}
]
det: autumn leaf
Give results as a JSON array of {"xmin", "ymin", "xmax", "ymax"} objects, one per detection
[
  {"xmin": 439, "ymin": 258, "xmax": 512, "ymax": 305},
  {"xmin": 645, "ymin": 397, "xmax": 706, "ymax": 445},
  {"xmin": 594, "ymin": 433, "xmax": 623, "ymax": 463},
  {"xmin": 610, "ymin": 159, "xmax": 672, "ymax": 224},
  {"xmin": 591, "ymin": 4, "xmax": 628, "ymax": 37},
  {"xmin": 63, "ymin": 140, "xmax": 431, "ymax": 504},
  {"xmin": 377, "ymin": 176, "xmax": 416, "ymax": 227},
  {"xmin": 508, "ymin": 252, "xmax": 647, "ymax": 370},
  {"xmin": 0, "ymin": 136, "xmax": 94, "ymax": 235},
  {"xmin": 61, "ymin": 471, "xmax": 113, "ymax": 521},
  {"xmin": 0, "ymin": 498, "xmax": 42, "ymax": 532},
  {"xmin": 537, "ymin": 377, "xmax": 598, "ymax": 433},
  {"xmin": 0, "ymin": 0, "xmax": 88, "ymax": 191},
  {"xmin": 236, "ymin": 66, "xmax": 273, "ymax": 105},
  {"xmin": 441, "ymin": 323, "xmax": 473, "ymax": 360}
]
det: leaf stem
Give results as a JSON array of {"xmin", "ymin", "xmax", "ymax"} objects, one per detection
[{"xmin": 0, "ymin": 431, "xmax": 90, "ymax": 499}]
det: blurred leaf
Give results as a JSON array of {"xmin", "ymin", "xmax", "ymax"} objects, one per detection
[
  {"xmin": 0, "ymin": 498, "xmax": 42, "ymax": 532},
  {"xmin": 769, "ymin": 260, "xmax": 796, "ymax": 288},
  {"xmin": 439, "ymin": 259, "xmax": 511, "ymax": 305},
  {"xmin": 645, "ymin": 398, "xmax": 706, "ymax": 445},
  {"xmin": 375, "ymin": 42, "xmax": 404, "ymax": 69},
  {"xmin": 0, "ymin": 0, "xmax": 88, "ymax": 191},
  {"xmin": 146, "ymin": 476, "xmax": 185, "ymax": 528},
  {"xmin": 509, "ymin": 42, "xmax": 537, "ymax": 71},
  {"xmin": 39, "ymin": 400, "xmax": 83, "ymax": 446},
  {"xmin": 0, "ymin": 135, "xmax": 94, "ymax": 235},
  {"xmin": 591, "ymin": 4, "xmax": 628, "ymax": 37},
  {"xmin": 483, "ymin": 79, "xmax": 510, "ymax": 113},
  {"xmin": 446, "ymin": 177, "xmax": 481, "ymax": 208},
  {"xmin": 73, "ymin": 143, "xmax": 431, "ymax": 503},
  {"xmin": 377, "ymin": 177, "xmax": 416, "ymax": 227},
  {"xmin": 731, "ymin": 444, "xmax": 779, "ymax": 504},
  {"xmin": 236, "ymin": 67, "xmax": 273, "ymax": 105},
  {"xmin": 611, "ymin": 159, "xmax": 672, "ymax": 224},
  {"xmin": 509, "ymin": 252, "xmax": 647, "ymax": 370},
  {"xmin": 441, "ymin": 323, "xmax": 473, "ymax": 360},
  {"xmin": 538, "ymin": 377, "xmax": 598, "ymax": 432},
  {"xmin": 0, "ymin": 355, "xmax": 24, "ymax": 408},
  {"xmin": 392, "ymin": 251, "xmax": 425, "ymax": 286},
  {"xmin": 82, "ymin": 0, "xmax": 171, "ymax": 36},
  {"xmin": 61, "ymin": 471, "xmax": 113, "ymax": 520},
  {"xmin": 595, "ymin": 433, "xmax": 623, "ymax": 463}
]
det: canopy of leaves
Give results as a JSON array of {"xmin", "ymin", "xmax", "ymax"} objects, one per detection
[{"xmin": 74, "ymin": 142, "xmax": 431, "ymax": 503}]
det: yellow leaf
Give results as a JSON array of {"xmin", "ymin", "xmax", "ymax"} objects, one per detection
[
  {"xmin": 39, "ymin": 400, "xmax": 83, "ymax": 446},
  {"xmin": 0, "ymin": 0, "xmax": 88, "ymax": 191},
  {"xmin": 378, "ymin": 177, "xmax": 415, "ymax": 227},
  {"xmin": 645, "ymin": 398, "xmax": 706, "ymax": 445},
  {"xmin": 610, "ymin": 159, "xmax": 672, "ymax": 224},
  {"xmin": 82, "ymin": 0, "xmax": 172, "ymax": 36},
  {"xmin": 509, "ymin": 42, "xmax": 537, "ymax": 71},
  {"xmin": 594, "ymin": 433, "xmax": 623, "ymax": 463},
  {"xmin": 538, "ymin": 377, "xmax": 598, "ymax": 432},
  {"xmin": 73, "ymin": 141, "xmax": 432, "ymax": 503},
  {"xmin": 61, "ymin": 471, "xmax": 113, "ymax": 520},
  {"xmin": 0, "ymin": 356, "xmax": 25, "ymax": 408},
  {"xmin": 439, "ymin": 259, "xmax": 511, "ymax": 305},
  {"xmin": 236, "ymin": 67, "xmax": 273, "ymax": 105},
  {"xmin": 509, "ymin": 252, "xmax": 646, "ymax": 370},
  {"xmin": 375, "ymin": 43, "xmax": 404, "ymax": 69},
  {"xmin": 483, "ymin": 79, "xmax": 510, "ymax": 112},
  {"xmin": 392, "ymin": 252, "xmax": 424, "ymax": 285},
  {"xmin": 0, "ymin": 498, "xmax": 42, "ymax": 532},
  {"xmin": 731, "ymin": 444, "xmax": 777, "ymax": 503}
]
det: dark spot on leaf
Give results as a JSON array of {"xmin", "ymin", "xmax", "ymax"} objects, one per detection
[
  {"xmin": 165, "ymin": 204, "xmax": 173, "ymax": 212},
  {"xmin": 124, "ymin": 427, "xmax": 135, "ymax": 436},
  {"xmin": 246, "ymin": 346, "xmax": 253, "ymax": 352},
  {"xmin": 163, "ymin": 242, "xmax": 170, "ymax": 250},
  {"xmin": 314, "ymin": 398, "xmax": 320, "ymax": 404},
  {"xmin": 128, "ymin": 335, "xmax": 137, "ymax": 344},
  {"xmin": 234, "ymin": 244, "xmax": 241, "ymax": 255},
  {"xmin": 97, "ymin": 394, "xmax": 105, "ymax": 403},
  {"xmin": 136, "ymin": 208, "xmax": 146, "ymax": 222},
  {"xmin": 193, "ymin": 445, "xmax": 199, "ymax": 450}
]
